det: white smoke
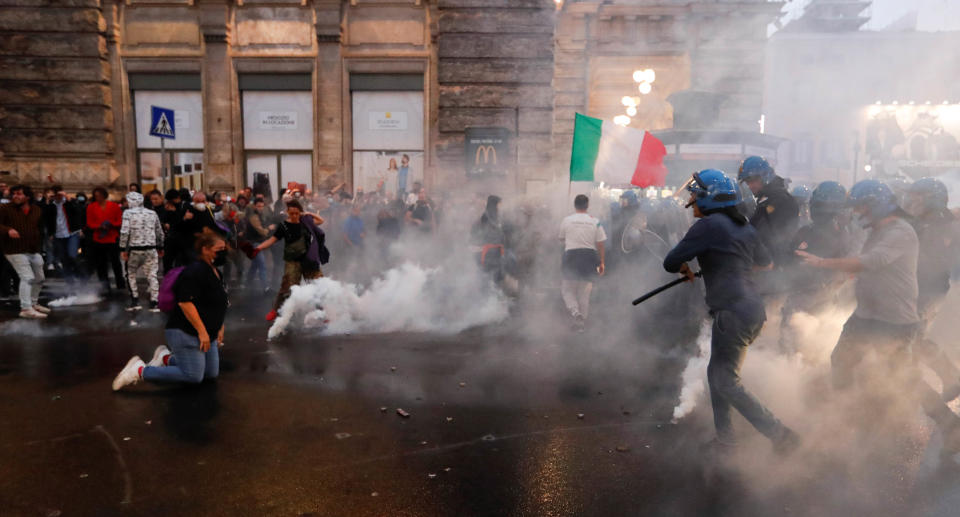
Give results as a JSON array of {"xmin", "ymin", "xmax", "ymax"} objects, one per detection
[
  {"xmin": 48, "ymin": 293, "xmax": 102, "ymax": 307},
  {"xmin": 267, "ymin": 262, "xmax": 509, "ymax": 339},
  {"xmin": 671, "ymin": 320, "xmax": 712, "ymax": 423}
]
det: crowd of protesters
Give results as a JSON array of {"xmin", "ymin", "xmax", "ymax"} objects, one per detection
[{"xmin": 0, "ymin": 179, "xmax": 452, "ymax": 321}]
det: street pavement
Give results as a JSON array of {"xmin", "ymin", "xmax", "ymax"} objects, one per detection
[{"xmin": 2, "ymin": 278, "xmax": 960, "ymax": 517}]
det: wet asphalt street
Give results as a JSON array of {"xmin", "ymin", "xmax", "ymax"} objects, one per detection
[{"xmin": 3, "ymin": 280, "xmax": 960, "ymax": 517}]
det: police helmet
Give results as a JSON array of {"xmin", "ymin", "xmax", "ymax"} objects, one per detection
[
  {"xmin": 687, "ymin": 169, "xmax": 740, "ymax": 212},
  {"xmin": 810, "ymin": 181, "xmax": 846, "ymax": 223},
  {"xmin": 791, "ymin": 184, "xmax": 813, "ymax": 203},
  {"xmin": 848, "ymin": 179, "xmax": 898, "ymax": 222},
  {"xmin": 908, "ymin": 177, "xmax": 949, "ymax": 213},
  {"xmin": 620, "ymin": 190, "xmax": 639, "ymax": 206},
  {"xmin": 737, "ymin": 156, "xmax": 775, "ymax": 184}
]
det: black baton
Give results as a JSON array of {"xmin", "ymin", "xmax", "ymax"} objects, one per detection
[{"xmin": 631, "ymin": 272, "xmax": 702, "ymax": 306}]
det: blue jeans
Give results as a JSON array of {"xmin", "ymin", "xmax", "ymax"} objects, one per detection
[
  {"xmin": 247, "ymin": 250, "xmax": 267, "ymax": 286},
  {"xmin": 143, "ymin": 328, "xmax": 219, "ymax": 384},
  {"xmin": 53, "ymin": 234, "xmax": 81, "ymax": 283},
  {"xmin": 708, "ymin": 310, "xmax": 786, "ymax": 444}
]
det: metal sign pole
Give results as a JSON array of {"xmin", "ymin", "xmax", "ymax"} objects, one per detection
[{"xmin": 161, "ymin": 136, "xmax": 167, "ymax": 190}]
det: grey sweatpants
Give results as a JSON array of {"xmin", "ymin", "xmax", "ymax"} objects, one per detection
[{"xmin": 126, "ymin": 249, "xmax": 160, "ymax": 302}]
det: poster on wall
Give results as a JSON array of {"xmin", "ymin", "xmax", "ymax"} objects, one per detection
[
  {"xmin": 863, "ymin": 104, "xmax": 960, "ymax": 176},
  {"xmin": 352, "ymin": 151, "xmax": 424, "ymax": 199}
]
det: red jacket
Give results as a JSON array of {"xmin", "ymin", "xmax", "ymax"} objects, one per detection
[{"xmin": 86, "ymin": 201, "xmax": 122, "ymax": 244}]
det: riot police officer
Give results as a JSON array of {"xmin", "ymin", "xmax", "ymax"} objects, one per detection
[
  {"xmin": 738, "ymin": 156, "xmax": 799, "ymax": 294},
  {"xmin": 664, "ymin": 169, "xmax": 800, "ymax": 454},
  {"xmin": 905, "ymin": 178, "xmax": 960, "ymax": 401}
]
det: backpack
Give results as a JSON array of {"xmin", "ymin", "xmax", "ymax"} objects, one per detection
[{"xmin": 158, "ymin": 266, "xmax": 185, "ymax": 313}]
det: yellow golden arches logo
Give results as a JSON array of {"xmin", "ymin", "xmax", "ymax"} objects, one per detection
[{"xmin": 475, "ymin": 145, "xmax": 497, "ymax": 165}]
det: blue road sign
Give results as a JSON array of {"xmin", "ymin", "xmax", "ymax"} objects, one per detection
[{"xmin": 149, "ymin": 106, "xmax": 176, "ymax": 139}]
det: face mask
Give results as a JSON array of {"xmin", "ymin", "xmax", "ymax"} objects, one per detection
[
  {"xmin": 213, "ymin": 250, "xmax": 228, "ymax": 266},
  {"xmin": 194, "ymin": 202, "xmax": 207, "ymax": 211},
  {"xmin": 77, "ymin": 197, "xmax": 86, "ymax": 203}
]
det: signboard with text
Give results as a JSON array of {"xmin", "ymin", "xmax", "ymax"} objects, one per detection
[{"xmin": 465, "ymin": 127, "xmax": 510, "ymax": 177}]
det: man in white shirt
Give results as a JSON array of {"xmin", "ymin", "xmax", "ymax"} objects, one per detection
[{"xmin": 558, "ymin": 194, "xmax": 606, "ymax": 330}]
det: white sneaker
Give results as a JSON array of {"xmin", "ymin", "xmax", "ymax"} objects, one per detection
[
  {"xmin": 19, "ymin": 308, "xmax": 48, "ymax": 319},
  {"xmin": 147, "ymin": 346, "xmax": 170, "ymax": 367},
  {"xmin": 112, "ymin": 356, "xmax": 145, "ymax": 391},
  {"xmin": 32, "ymin": 304, "xmax": 51, "ymax": 314}
]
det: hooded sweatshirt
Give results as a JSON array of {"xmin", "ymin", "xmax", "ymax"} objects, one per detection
[{"xmin": 119, "ymin": 192, "xmax": 164, "ymax": 251}]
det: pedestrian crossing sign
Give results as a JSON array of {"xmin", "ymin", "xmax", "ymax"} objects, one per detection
[{"xmin": 149, "ymin": 106, "xmax": 176, "ymax": 139}]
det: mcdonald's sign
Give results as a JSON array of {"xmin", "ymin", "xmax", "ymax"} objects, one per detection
[
  {"xmin": 475, "ymin": 145, "xmax": 497, "ymax": 166},
  {"xmin": 465, "ymin": 127, "xmax": 510, "ymax": 177}
]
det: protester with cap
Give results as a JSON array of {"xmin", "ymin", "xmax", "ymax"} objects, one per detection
[
  {"xmin": 664, "ymin": 169, "xmax": 800, "ymax": 454},
  {"xmin": 798, "ymin": 179, "xmax": 960, "ymax": 453}
]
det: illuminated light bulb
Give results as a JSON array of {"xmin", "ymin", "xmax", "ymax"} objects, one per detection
[
  {"xmin": 626, "ymin": 106, "xmax": 637, "ymax": 116},
  {"xmin": 892, "ymin": 101, "xmax": 899, "ymax": 105},
  {"xmin": 643, "ymin": 69, "xmax": 656, "ymax": 83},
  {"xmin": 909, "ymin": 100, "xmax": 915, "ymax": 105},
  {"xmin": 613, "ymin": 115, "xmax": 631, "ymax": 126},
  {"xmin": 944, "ymin": 101, "xmax": 951, "ymax": 105},
  {"xmin": 875, "ymin": 100, "xmax": 882, "ymax": 105},
  {"xmin": 632, "ymin": 70, "xmax": 644, "ymax": 83},
  {"xmin": 864, "ymin": 164, "xmax": 872, "ymax": 172},
  {"xmin": 638, "ymin": 82, "xmax": 652, "ymax": 95},
  {"xmin": 925, "ymin": 101, "xmax": 932, "ymax": 105},
  {"xmin": 621, "ymin": 96, "xmax": 636, "ymax": 107}
]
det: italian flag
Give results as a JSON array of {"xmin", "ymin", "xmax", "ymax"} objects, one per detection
[{"xmin": 569, "ymin": 113, "xmax": 668, "ymax": 188}]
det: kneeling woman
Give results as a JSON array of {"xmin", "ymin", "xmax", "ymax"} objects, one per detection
[
  {"xmin": 113, "ymin": 232, "xmax": 229, "ymax": 390},
  {"xmin": 663, "ymin": 169, "xmax": 799, "ymax": 454}
]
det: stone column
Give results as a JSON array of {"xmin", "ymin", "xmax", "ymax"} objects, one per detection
[
  {"xmin": 199, "ymin": 0, "xmax": 236, "ymax": 191},
  {"xmin": 315, "ymin": 1, "xmax": 343, "ymax": 191}
]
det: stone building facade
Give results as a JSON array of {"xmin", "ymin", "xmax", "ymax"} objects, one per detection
[{"xmin": 0, "ymin": 0, "xmax": 779, "ymax": 196}]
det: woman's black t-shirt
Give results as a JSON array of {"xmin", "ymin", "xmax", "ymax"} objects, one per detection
[
  {"xmin": 166, "ymin": 260, "xmax": 228, "ymax": 337},
  {"xmin": 272, "ymin": 221, "xmax": 302, "ymax": 244}
]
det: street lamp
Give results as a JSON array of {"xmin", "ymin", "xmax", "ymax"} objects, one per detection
[
  {"xmin": 626, "ymin": 106, "xmax": 637, "ymax": 116},
  {"xmin": 638, "ymin": 82, "xmax": 652, "ymax": 95}
]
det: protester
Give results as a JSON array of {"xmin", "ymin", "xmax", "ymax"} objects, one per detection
[
  {"xmin": 112, "ymin": 232, "xmax": 228, "ymax": 390},
  {"xmin": 171, "ymin": 191, "xmax": 222, "ymax": 266},
  {"xmin": 251, "ymin": 200, "xmax": 326, "ymax": 322},
  {"xmin": 86, "ymin": 187, "xmax": 125, "ymax": 293},
  {"xmin": 471, "ymin": 195, "xmax": 508, "ymax": 281},
  {"xmin": 43, "ymin": 185, "xmax": 85, "ymax": 285},
  {"xmin": 405, "ymin": 189, "xmax": 436, "ymax": 234},
  {"xmin": 664, "ymin": 169, "xmax": 799, "ymax": 454},
  {"xmin": 243, "ymin": 197, "xmax": 274, "ymax": 291},
  {"xmin": 146, "ymin": 189, "xmax": 165, "ymax": 217},
  {"xmin": 558, "ymin": 194, "xmax": 606, "ymax": 331},
  {"xmin": 160, "ymin": 189, "xmax": 184, "ymax": 272},
  {"xmin": 119, "ymin": 192, "xmax": 165, "ymax": 311},
  {"xmin": 0, "ymin": 185, "xmax": 50, "ymax": 319}
]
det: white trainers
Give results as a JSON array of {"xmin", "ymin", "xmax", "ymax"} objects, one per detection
[
  {"xmin": 147, "ymin": 345, "xmax": 170, "ymax": 367},
  {"xmin": 19, "ymin": 308, "xmax": 48, "ymax": 319},
  {"xmin": 112, "ymin": 356, "xmax": 145, "ymax": 391},
  {"xmin": 32, "ymin": 304, "xmax": 51, "ymax": 314}
]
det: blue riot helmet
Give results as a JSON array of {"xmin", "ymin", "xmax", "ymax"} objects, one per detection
[
  {"xmin": 848, "ymin": 179, "xmax": 898, "ymax": 223},
  {"xmin": 791, "ymin": 184, "xmax": 812, "ymax": 203},
  {"xmin": 885, "ymin": 176, "xmax": 912, "ymax": 208},
  {"xmin": 908, "ymin": 177, "xmax": 949, "ymax": 215},
  {"xmin": 687, "ymin": 169, "xmax": 740, "ymax": 212},
  {"xmin": 620, "ymin": 189, "xmax": 639, "ymax": 206},
  {"xmin": 809, "ymin": 181, "xmax": 847, "ymax": 224},
  {"xmin": 737, "ymin": 156, "xmax": 775, "ymax": 184}
]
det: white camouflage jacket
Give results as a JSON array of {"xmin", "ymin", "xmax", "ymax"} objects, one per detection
[{"xmin": 119, "ymin": 192, "xmax": 164, "ymax": 250}]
